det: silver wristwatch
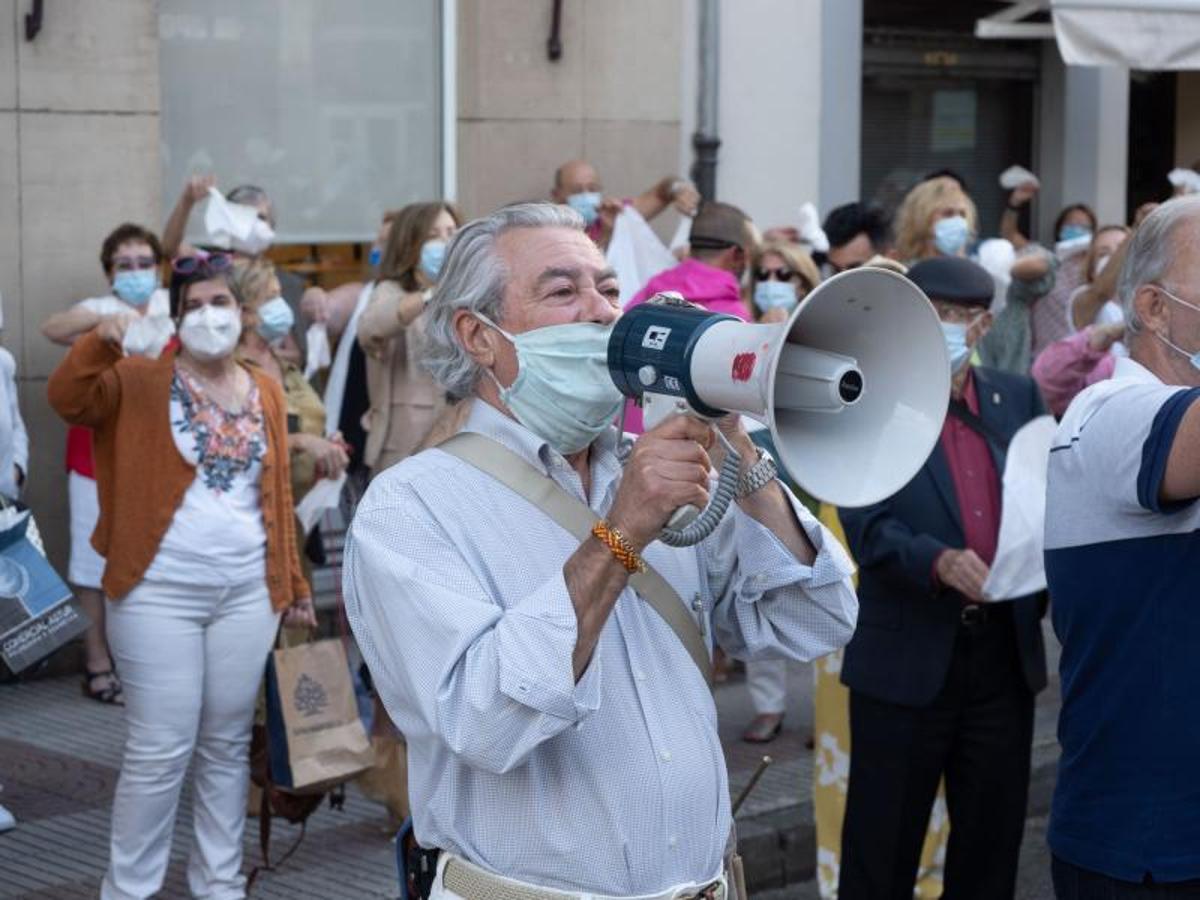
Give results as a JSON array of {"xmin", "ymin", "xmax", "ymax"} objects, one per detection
[{"xmin": 736, "ymin": 446, "xmax": 778, "ymax": 498}]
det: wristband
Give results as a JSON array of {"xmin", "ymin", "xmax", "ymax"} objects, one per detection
[{"xmin": 591, "ymin": 521, "xmax": 647, "ymax": 574}]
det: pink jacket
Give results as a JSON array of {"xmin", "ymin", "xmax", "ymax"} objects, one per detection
[
  {"xmin": 1030, "ymin": 328, "xmax": 1117, "ymax": 418},
  {"xmin": 622, "ymin": 259, "xmax": 750, "ymax": 433}
]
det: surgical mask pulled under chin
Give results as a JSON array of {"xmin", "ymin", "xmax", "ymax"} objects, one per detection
[
  {"xmin": 941, "ymin": 321, "xmax": 973, "ymax": 374},
  {"xmin": 179, "ymin": 305, "xmax": 242, "ymax": 362},
  {"xmin": 934, "ymin": 216, "xmax": 970, "ymax": 257},
  {"xmin": 476, "ymin": 314, "xmax": 623, "ymax": 455},
  {"xmin": 1154, "ymin": 287, "xmax": 1200, "ymax": 372}
]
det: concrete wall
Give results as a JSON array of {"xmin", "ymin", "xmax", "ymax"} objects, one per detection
[
  {"xmin": 2, "ymin": 0, "xmax": 161, "ymax": 571},
  {"xmin": 1177, "ymin": 71, "xmax": 1200, "ymax": 169},
  {"xmin": 707, "ymin": 0, "xmax": 823, "ymax": 231},
  {"xmin": 455, "ymin": 0, "xmax": 688, "ymax": 239}
]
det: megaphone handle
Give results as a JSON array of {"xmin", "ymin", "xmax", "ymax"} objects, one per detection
[
  {"xmin": 666, "ymin": 504, "xmax": 700, "ymax": 530},
  {"xmin": 658, "ymin": 432, "xmax": 742, "ymax": 548}
]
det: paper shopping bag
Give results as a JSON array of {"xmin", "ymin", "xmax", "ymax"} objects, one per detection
[{"xmin": 264, "ymin": 638, "xmax": 374, "ymax": 792}]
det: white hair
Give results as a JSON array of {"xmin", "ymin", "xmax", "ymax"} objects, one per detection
[
  {"xmin": 421, "ymin": 202, "xmax": 585, "ymax": 397},
  {"xmin": 1119, "ymin": 194, "xmax": 1200, "ymax": 336}
]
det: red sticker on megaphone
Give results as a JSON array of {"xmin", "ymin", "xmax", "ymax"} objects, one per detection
[{"xmin": 731, "ymin": 352, "xmax": 757, "ymax": 382}]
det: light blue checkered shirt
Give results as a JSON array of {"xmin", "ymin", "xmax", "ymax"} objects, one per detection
[{"xmin": 343, "ymin": 401, "xmax": 857, "ymax": 895}]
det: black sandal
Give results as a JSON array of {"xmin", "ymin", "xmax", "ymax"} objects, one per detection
[{"xmin": 82, "ymin": 668, "xmax": 124, "ymax": 705}]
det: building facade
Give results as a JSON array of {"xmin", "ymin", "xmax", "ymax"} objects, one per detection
[{"xmin": 2, "ymin": 0, "xmax": 1197, "ymax": 571}]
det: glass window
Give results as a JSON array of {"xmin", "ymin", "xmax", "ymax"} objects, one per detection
[{"xmin": 159, "ymin": 1, "xmax": 442, "ymax": 243}]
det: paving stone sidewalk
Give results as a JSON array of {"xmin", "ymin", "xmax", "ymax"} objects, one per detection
[{"xmin": 0, "ymin": 631, "xmax": 1061, "ymax": 899}]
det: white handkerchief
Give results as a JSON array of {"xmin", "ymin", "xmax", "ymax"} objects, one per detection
[
  {"xmin": 999, "ymin": 165, "xmax": 1039, "ymax": 190},
  {"xmin": 983, "ymin": 415, "xmax": 1057, "ymax": 602},
  {"xmin": 295, "ymin": 472, "xmax": 346, "ymax": 534},
  {"xmin": 304, "ymin": 323, "xmax": 332, "ymax": 380}
]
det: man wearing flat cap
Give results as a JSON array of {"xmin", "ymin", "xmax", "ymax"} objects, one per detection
[{"xmin": 836, "ymin": 256, "xmax": 1049, "ymax": 899}]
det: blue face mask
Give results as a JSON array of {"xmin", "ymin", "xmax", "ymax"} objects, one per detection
[
  {"xmin": 1155, "ymin": 287, "xmax": 1200, "ymax": 372},
  {"xmin": 255, "ymin": 296, "xmax": 294, "ymax": 344},
  {"xmin": 933, "ymin": 216, "xmax": 970, "ymax": 257},
  {"xmin": 1059, "ymin": 224, "xmax": 1092, "ymax": 243},
  {"xmin": 112, "ymin": 269, "xmax": 158, "ymax": 306},
  {"xmin": 566, "ymin": 191, "xmax": 603, "ymax": 227},
  {"xmin": 477, "ymin": 314, "xmax": 623, "ymax": 455},
  {"xmin": 941, "ymin": 321, "xmax": 973, "ymax": 373},
  {"xmin": 753, "ymin": 280, "xmax": 798, "ymax": 314},
  {"xmin": 420, "ymin": 240, "xmax": 446, "ymax": 282},
  {"xmin": 368, "ymin": 246, "xmax": 382, "ymax": 267}
]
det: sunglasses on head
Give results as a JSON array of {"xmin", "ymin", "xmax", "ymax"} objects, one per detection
[
  {"xmin": 172, "ymin": 252, "xmax": 233, "ymax": 276},
  {"xmin": 754, "ymin": 266, "xmax": 795, "ymax": 283},
  {"xmin": 113, "ymin": 256, "xmax": 158, "ymax": 272}
]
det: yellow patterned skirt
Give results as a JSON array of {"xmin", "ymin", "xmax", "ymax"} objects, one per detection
[{"xmin": 813, "ymin": 505, "xmax": 950, "ymax": 899}]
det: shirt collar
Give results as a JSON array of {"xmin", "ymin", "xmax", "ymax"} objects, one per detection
[
  {"xmin": 1113, "ymin": 356, "xmax": 1162, "ymax": 385},
  {"xmin": 462, "ymin": 398, "xmax": 622, "ymax": 481}
]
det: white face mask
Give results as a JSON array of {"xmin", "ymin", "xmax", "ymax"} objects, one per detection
[{"xmin": 179, "ymin": 304, "xmax": 242, "ymax": 362}]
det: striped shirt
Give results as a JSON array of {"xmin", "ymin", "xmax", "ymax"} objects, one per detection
[
  {"xmin": 1044, "ymin": 356, "xmax": 1200, "ymax": 882},
  {"xmin": 343, "ymin": 401, "xmax": 857, "ymax": 895}
]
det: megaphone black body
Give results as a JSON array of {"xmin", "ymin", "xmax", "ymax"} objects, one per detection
[{"xmin": 607, "ymin": 268, "xmax": 950, "ymax": 510}]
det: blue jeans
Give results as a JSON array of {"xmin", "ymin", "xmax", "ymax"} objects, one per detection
[{"xmin": 1053, "ymin": 857, "xmax": 1200, "ymax": 899}]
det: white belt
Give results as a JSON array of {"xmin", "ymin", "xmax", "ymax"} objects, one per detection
[{"xmin": 435, "ymin": 854, "xmax": 727, "ymax": 900}]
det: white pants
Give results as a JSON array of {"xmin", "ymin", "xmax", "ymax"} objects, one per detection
[
  {"xmin": 67, "ymin": 471, "xmax": 105, "ymax": 588},
  {"xmin": 746, "ymin": 659, "xmax": 788, "ymax": 715},
  {"xmin": 102, "ymin": 579, "xmax": 280, "ymax": 900}
]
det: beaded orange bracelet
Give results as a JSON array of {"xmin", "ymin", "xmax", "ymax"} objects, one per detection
[{"xmin": 591, "ymin": 521, "xmax": 647, "ymax": 574}]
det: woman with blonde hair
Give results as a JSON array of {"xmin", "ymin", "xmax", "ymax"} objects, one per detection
[
  {"xmin": 229, "ymin": 257, "xmax": 349, "ymax": 515},
  {"xmin": 357, "ymin": 200, "xmax": 462, "ymax": 476},
  {"xmin": 892, "ymin": 176, "xmax": 979, "ymax": 264},
  {"xmin": 749, "ymin": 240, "xmax": 821, "ymax": 324}
]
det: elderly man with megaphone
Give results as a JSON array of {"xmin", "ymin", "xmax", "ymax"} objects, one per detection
[{"xmin": 343, "ymin": 201, "xmax": 869, "ymax": 900}]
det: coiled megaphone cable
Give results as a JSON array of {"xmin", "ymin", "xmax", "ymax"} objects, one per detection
[{"xmin": 658, "ymin": 429, "xmax": 742, "ymax": 548}]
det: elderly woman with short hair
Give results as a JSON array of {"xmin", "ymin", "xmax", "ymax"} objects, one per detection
[{"xmin": 48, "ymin": 251, "xmax": 314, "ymax": 900}]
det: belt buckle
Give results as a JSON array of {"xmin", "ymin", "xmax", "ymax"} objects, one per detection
[
  {"xmin": 960, "ymin": 603, "xmax": 986, "ymax": 627},
  {"xmin": 681, "ymin": 881, "xmax": 724, "ymax": 900}
]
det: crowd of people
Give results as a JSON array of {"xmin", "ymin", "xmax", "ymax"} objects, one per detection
[{"xmin": 0, "ymin": 154, "xmax": 1195, "ymax": 900}]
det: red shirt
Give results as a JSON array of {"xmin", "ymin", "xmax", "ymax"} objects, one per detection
[{"xmin": 938, "ymin": 371, "xmax": 1001, "ymax": 566}]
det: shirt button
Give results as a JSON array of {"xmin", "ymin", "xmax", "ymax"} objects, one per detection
[
  {"xmin": 660, "ymin": 749, "xmax": 672, "ymax": 762},
  {"xmin": 668, "ymin": 836, "xmax": 678, "ymax": 849},
  {"xmin": 634, "ymin": 670, "xmax": 646, "ymax": 681}
]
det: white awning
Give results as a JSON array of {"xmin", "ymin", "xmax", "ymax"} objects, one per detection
[
  {"xmin": 977, "ymin": 1, "xmax": 1200, "ymax": 70},
  {"xmin": 1051, "ymin": 0, "xmax": 1200, "ymax": 69}
]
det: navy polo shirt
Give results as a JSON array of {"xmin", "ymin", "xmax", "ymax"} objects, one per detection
[{"xmin": 1044, "ymin": 357, "xmax": 1200, "ymax": 883}]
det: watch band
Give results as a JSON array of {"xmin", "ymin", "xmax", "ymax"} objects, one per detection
[{"xmin": 736, "ymin": 446, "xmax": 778, "ymax": 498}]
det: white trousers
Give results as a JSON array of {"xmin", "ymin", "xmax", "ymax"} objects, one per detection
[
  {"xmin": 746, "ymin": 659, "xmax": 788, "ymax": 715},
  {"xmin": 102, "ymin": 578, "xmax": 280, "ymax": 900}
]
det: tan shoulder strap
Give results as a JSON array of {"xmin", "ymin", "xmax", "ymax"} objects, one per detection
[{"xmin": 440, "ymin": 431, "xmax": 713, "ymax": 688}]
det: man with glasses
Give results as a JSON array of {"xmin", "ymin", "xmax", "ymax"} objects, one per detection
[
  {"xmin": 837, "ymin": 256, "xmax": 1049, "ymax": 899},
  {"xmin": 1044, "ymin": 196, "xmax": 1200, "ymax": 899}
]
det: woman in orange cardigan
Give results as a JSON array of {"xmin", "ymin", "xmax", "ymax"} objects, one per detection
[{"xmin": 48, "ymin": 251, "xmax": 315, "ymax": 900}]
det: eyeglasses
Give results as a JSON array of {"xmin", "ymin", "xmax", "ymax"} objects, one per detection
[
  {"xmin": 172, "ymin": 252, "xmax": 233, "ymax": 276},
  {"xmin": 112, "ymin": 256, "xmax": 158, "ymax": 273},
  {"xmin": 754, "ymin": 267, "xmax": 795, "ymax": 283}
]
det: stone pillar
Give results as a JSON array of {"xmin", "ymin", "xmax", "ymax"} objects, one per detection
[
  {"xmin": 1038, "ymin": 45, "xmax": 1129, "ymax": 237},
  {"xmin": 818, "ymin": 0, "xmax": 863, "ymax": 216},
  {"xmin": 1, "ymin": 0, "xmax": 161, "ymax": 569}
]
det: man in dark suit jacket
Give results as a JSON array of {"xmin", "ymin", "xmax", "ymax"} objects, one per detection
[{"xmin": 838, "ymin": 257, "xmax": 1048, "ymax": 900}]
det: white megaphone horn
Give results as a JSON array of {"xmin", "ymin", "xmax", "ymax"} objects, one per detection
[{"xmin": 607, "ymin": 267, "xmax": 950, "ymax": 545}]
